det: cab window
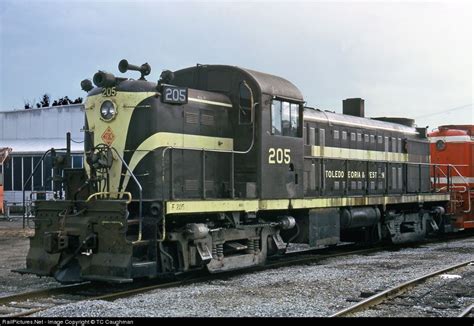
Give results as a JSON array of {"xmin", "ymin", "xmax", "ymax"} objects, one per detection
[
  {"xmin": 290, "ymin": 103, "xmax": 299, "ymax": 137},
  {"xmin": 239, "ymin": 82, "xmax": 252, "ymax": 124},
  {"xmin": 271, "ymin": 99, "xmax": 300, "ymax": 137},
  {"xmin": 282, "ymin": 101, "xmax": 290, "ymax": 135},
  {"xmin": 271, "ymin": 101, "xmax": 282, "ymax": 135}
]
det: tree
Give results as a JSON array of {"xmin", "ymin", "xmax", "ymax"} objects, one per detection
[
  {"xmin": 24, "ymin": 98, "xmax": 36, "ymax": 110},
  {"xmin": 39, "ymin": 94, "xmax": 50, "ymax": 107},
  {"xmin": 22, "ymin": 93, "xmax": 83, "ymax": 109}
]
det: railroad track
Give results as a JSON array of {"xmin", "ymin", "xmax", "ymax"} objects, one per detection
[
  {"xmin": 0, "ymin": 243, "xmax": 386, "ymax": 317},
  {"xmin": 0, "ymin": 276, "xmax": 208, "ymax": 318},
  {"xmin": 0, "ymin": 282, "xmax": 95, "ymax": 317},
  {"xmin": 1, "ymin": 234, "xmax": 472, "ymax": 317},
  {"xmin": 329, "ymin": 260, "xmax": 473, "ymax": 317},
  {"xmin": 458, "ymin": 304, "xmax": 473, "ymax": 317}
]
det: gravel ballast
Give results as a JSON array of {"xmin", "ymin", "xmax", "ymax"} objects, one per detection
[{"xmin": 31, "ymin": 238, "xmax": 473, "ymax": 317}]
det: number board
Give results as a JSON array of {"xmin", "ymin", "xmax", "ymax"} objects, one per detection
[{"xmin": 161, "ymin": 85, "xmax": 188, "ymax": 105}]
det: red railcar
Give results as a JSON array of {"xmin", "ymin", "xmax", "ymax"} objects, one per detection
[{"xmin": 429, "ymin": 125, "xmax": 473, "ymax": 230}]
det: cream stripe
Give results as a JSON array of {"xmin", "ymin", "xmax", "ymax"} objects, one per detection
[
  {"xmin": 123, "ymin": 132, "xmax": 233, "ymax": 190},
  {"xmin": 188, "ymin": 97, "xmax": 233, "ymax": 108},
  {"xmin": 85, "ymin": 91, "xmax": 155, "ymax": 192},
  {"xmin": 429, "ymin": 136, "xmax": 473, "ymax": 143},
  {"xmin": 165, "ymin": 193, "xmax": 450, "ymax": 214},
  {"xmin": 432, "ymin": 177, "xmax": 474, "ymax": 184},
  {"xmin": 305, "ymin": 116, "xmax": 418, "ymax": 134},
  {"xmin": 311, "ymin": 146, "xmax": 408, "ymax": 162}
]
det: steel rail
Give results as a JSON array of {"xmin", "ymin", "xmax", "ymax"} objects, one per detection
[
  {"xmin": 0, "ymin": 282, "xmax": 92, "ymax": 317},
  {"xmin": 458, "ymin": 304, "xmax": 473, "ymax": 317},
  {"xmin": 329, "ymin": 260, "xmax": 473, "ymax": 317},
  {"xmin": 0, "ymin": 283, "xmax": 90, "ymax": 306},
  {"xmin": 3, "ymin": 277, "xmax": 205, "ymax": 318}
]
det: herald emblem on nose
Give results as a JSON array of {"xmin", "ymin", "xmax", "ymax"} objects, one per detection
[{"xmin": 101, "ymin": 126, "xmax": 115, "ymax": 146}]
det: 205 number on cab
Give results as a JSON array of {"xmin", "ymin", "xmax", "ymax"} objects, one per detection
[{"xmin": 268, "ymin": 148, "xmax": 291, "ymax": 164}]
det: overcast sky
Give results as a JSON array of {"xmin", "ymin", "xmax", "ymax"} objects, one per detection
[{"xmin": 0, "ymin": 0, "xmax": 472, "ymax": 130}]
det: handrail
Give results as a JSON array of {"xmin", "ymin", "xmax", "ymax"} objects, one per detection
[
  {"xmin": 109, "ymin": 147, "xmax": 143, "ymax": 242},
  {"xmin": 25, "ymin": 191, "xmax": 53, "ymax": 223},
  {"xmin": 436, "ymin": 185, "xmax": 467, "ymax": 193},
  {"xmin": 21, "ymin": 148, "xmax": 64, "ymax": 228},
  {"xmin": 430, "ymin": 163, "xmax": 471, "ymax": 213},
  {"xmin": 159, "ymin": 146, "xmax": 173, "ymax": 242},
  {"xmin": 446, "ymin": 164, "xmax": 471, "ymax": 213},
  {"xmin": 86, "ymin": 191, "xmax": 132, "ymax": 204},
  {"xmin": 432, "ymin": 165, "xmax": 448, "ymax": 192}
]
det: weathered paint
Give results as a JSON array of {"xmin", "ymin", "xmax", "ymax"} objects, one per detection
[
  {"xmin": 165, "ymin": 193, "xmax": 450, "ymax": 214},
  {"xmin": 311, "ymin": 145, "xmax": 409, "ymax": 162}
]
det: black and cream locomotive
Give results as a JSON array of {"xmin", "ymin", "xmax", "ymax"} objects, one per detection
[{"xmin": 19, "ymin": 60, "xmax": 449, "ymax": 283}]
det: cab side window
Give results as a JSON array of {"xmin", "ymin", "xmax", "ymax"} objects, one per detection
[
  {"xmin": 290, "ymin": 103, "xmax": 299, "ymax": 137},
  {"xmin": 281, "ymin": 101, "xmax": 291, "ymax": 135},
  {"xmin": 271, "ymin": 99, "xmax": 300, "ymax": 137},
  {"xmin": 271, "ymin": 101, "xmax": 282, "ymax": 135},
  {"xmin": 239, "ymin": 82, "xmax": 252, "ymax": 124}
]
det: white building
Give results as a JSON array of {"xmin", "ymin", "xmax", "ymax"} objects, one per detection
[{"xmin": 0, "ymin": 104, "xmax": 85, "ymax": 204}]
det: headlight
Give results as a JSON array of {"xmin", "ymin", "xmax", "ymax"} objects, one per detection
[
  {"xmin": 100, "ymin": 100, "xmax": 116, "ymax": 121},
  {"xmin": 436, "ymin": 139, "xmax": 446, "ymax": 151}
]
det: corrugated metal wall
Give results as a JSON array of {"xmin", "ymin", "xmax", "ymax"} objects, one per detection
[{"xmin": 0, "ymin": 104, "xmax": 85, "ymax": 205}]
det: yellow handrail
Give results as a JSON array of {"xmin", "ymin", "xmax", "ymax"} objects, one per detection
[{"xmin": 86, "ymin": 192, "xmax": 132, "ymax": 204}]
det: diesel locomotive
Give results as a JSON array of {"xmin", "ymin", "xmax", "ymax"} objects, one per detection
[{"xmin": 18, "ymin": 60, "xmax": 452, "ymax": 283}]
